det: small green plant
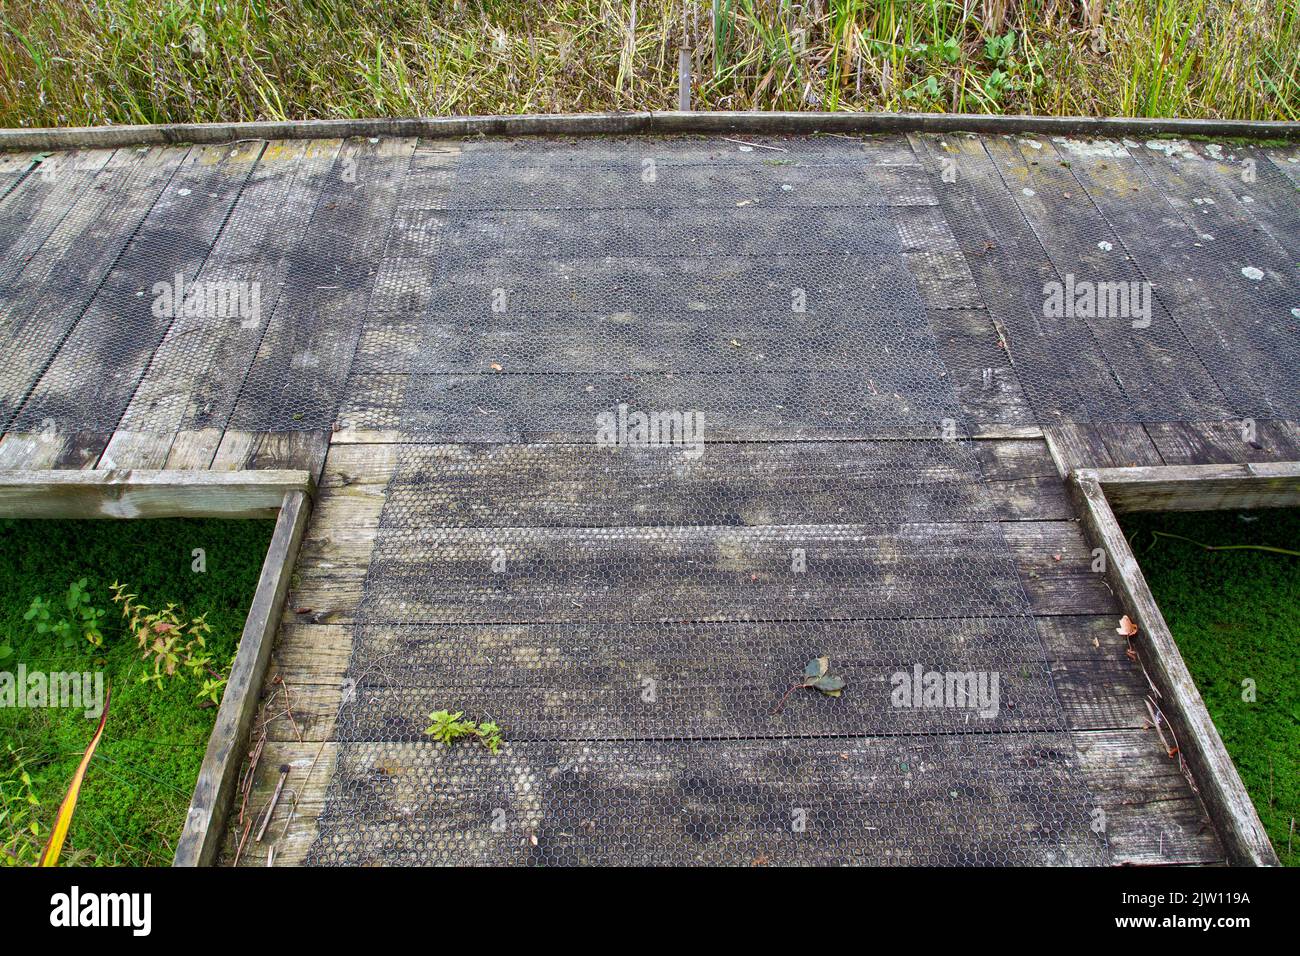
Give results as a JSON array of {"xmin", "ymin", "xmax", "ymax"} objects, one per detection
[
  {"xmin": 24, "ymin": 579, "xmax": 108, "ymax": 649},
  {"xmin": 476, "ymin": 721, "xmax": 504, "ymax": 755},
  {"xmin": 984, "ymin": 30, "xmax": 1017, "ymax": 66},
  {"xmin": 110, "ymin": 582, "xmax": 221, "ymax": 693},
  {"xmin": 929, "ymin": 36, "xmax": 961, "ymax": 64},
  {"xmin": 0, "ymin": 746, "xmax": 43, "ymax": 867},
  {"xmin": 424, "ymin": 710, "xmax": 505, "ymax": 754},
  {"xmin": 195, "ymin": 676, "xmax": 228, "ymax": 707}
]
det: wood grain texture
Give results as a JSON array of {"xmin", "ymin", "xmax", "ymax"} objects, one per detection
[
  {"xmin": 1086, "ymin": 461, "xmax": 1300, "ymax": 512},
  {"xmin": 0, "ymin": 468, "xmax": 313, "ymax": 518},
  {"xmin": 1069, "ymin": 473, "xmax": 1277, "ymax": 866},
  {"xmin": 175, "ymin": 489, "xmax": 311, "ymax": 867}
]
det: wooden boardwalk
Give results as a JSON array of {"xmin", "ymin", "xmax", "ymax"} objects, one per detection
[{"xmin": 0, "ymin": 129, "xmax": 1296, "ymax": 865}]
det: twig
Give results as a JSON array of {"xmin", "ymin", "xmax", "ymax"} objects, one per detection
[
  {"xmin": 724, "ymin": 137, "xmax": 787, "ymax": 152},
  {"xmin": 272, "ymin": 675, "xmax": 303, "ymax": 743},
  {"xmin": 232, "ymin": 815, "xmax": 254, "ymax": 867},
  {"xmin": 255, "ymin": 765, "xmax": 290, "ymax": 842},
  {"xmin": 770, "ymin": 681, "xmax": 802, "ymax": 715},
  {"xmin": 237, "ymin": 733, "xmax": 266, "ymax": 827}
]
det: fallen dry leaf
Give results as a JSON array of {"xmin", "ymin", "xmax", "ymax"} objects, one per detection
[{"xmin": 1116, "ymin": 614, "xmax": 1139, "ymax": 637}]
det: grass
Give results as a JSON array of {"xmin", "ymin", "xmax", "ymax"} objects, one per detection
[
  {"xmin": 0, "ymin": 517, "xmax": 273, "ymax": 866},
  {"xmin": 0, "ymin": 1, "xmax": 1296, "ymax": 128},
  {"xmin": 1124, "ymin": 508, "xmax": 1300, "ymax": 866}
]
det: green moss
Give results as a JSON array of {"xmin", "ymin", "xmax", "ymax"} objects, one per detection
[
  {"xmin": 1123, "ymin": 509, "xmax": 1300, "ymax": 866},
  {"xmin": 0, "ymin": 518, "xmax": 273, "ymax": 866}
]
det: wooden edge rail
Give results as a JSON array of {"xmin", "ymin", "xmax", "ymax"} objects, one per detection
[
  {"xmin": 1, "ymin": 111, "xmax": 1297, "ymax": 151},
  {"xmin": 174, "ymin": 489, "xmax": 312, "ymax": 867},
  {"xmin": 1087, "ymin": 461, "xmax": 1300, "ymax": 513},
  {"xmin": 1068, "ymin": 470, "xmax": 1282, "ymax": 866},
  {"xmin": 0, "ymin": 468, "xmax": 314, "ymax": 518}
]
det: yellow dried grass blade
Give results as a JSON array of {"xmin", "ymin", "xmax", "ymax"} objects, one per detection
[{"xmin": 37, "ymin": 686, "xmax": 111, "ymax": 867}]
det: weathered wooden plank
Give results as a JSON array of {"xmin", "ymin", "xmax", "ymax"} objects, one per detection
[
  {"xmin": 255, "ymin": 645, "xmax": 1147, "ymax": 746},
  {"xmin": 163, "ymin": 428, "xmax": 224, "ymax": 469},
  {"xmin": 98, "ymin": 430, "xmax": 177, "ymax": 469},
  {"xmin": 1125, "ymin": 141, "xmax": 1300, "ymax": 420},
  {"xmin": 338, "ymin": 371, "xmax": 972, "ymax": 443},
  {"xmin": 377, "ymin": 312, "xmax": 964, "ymax": 378},
  {"xmin": 225, "ymin": 138, "xmax": 414, "ymax": 434},
  {"xmin": 1143, "ymin": 420, "xmax": 1300, "ymax": 466},
  {"xmin": 1086, "ymin": 461, "xmax": 1300, "ymax": 512},
  {"xmin": 284, "ymin": 517, "xmax": 1116, "ymax": 626},
  {"xmin": 265, "ymin": 613, "xmax": 1136, "ymax": 697},
  {"xmin": 10, "ymin": 143, "xmax": 263, "ymax": 443},
  {"xmin": 986, "ymin": 136, "xmax": 1229, "ymax": 420},
  {"xmin": 925, "ymin": 309, "xmax": 1037, "ymax": 428},
  {"xmin": 1069, "ymin": 472, "xmax": 1277, "ymax": 866},
  {"xmin": 212, "ymin": 430, "xmax": 331, "ymax": 482},
  {"xmin": 1220, "ymin": 144, "xmax": 1300, "ymax": 258},
  {"xmin": 0, "ymin": 150, "xmax": 39, "ymax": 199},
  {"xmin": 3, "ymin": 111, "xmax": 1297, "ymax": 152},
  {"xmin": 222, "ymin": 728, "xmax": 1219, "ymax": 867},
  {"xmin": 335, "ymin": 441, "xmax": 1068, "ymax": 527},
  {"xmin": 0, "ymin": 429, "xmax": 104, "ymax": 470},
  {"xmin": 1043, "ymin": 423, "xmax": 1164, "ymax": 476},
  {"xmin": 1263, "ymin": 146, "xmax": 1300, "ymax": 187},
  {"xmin": 1054, "ymin": 139, "xmax": 1293, "ymax": 423},
  {"xmin": 0, "ymin": 146, "xmax": 187, "ymax": 431},
  {"xmin": 1071, "ymin": 728, "xmax": 1223, "ymax": 866},
  {"xmin": 284, "ymin": 733, "xmax": 1113, "ymax": 866},
  {"xmin": 175, "ymin": 489, "xmax": 311, "ymax": 867},
  {"xmin": 0, "ymin": 148, "xmax": 116, "ymax": 287},
  {"xmin": 903, "ymin": 250, "xmax": 986, "ymax": 309},
  {"xmin": 0, "ymin": 468, "xmax": 313, "ymax": 518},
  {"xmin": 321, "ymin": 436, "xmax": 1058, "ymax": 482},
  {"xmin": 1145, "ymin": 140, "xmax": 1298, "ymax": 272},
  {"xmin": 117, "ymin": 140, "xmax": 338, "ymax": 438},
  {"xmin": 910, "ymin": 133, "xmax": 1127, "ymax": 422},
  {"xmin": 435, "ymin": 155, "xmax": 934, "ymax": 209}
]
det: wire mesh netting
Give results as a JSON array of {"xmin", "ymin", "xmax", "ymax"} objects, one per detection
[
  {"xmin": 306, "ymin": 136, "xmax": 1110, "ymax": 866},
  {"xmin": 915, "ymin": 133, "xmax": 1300, "ymax": 425},
  {"xmin": 308, "ymin": 440, "xmax": 1109, "ymax": 865},
  {"xmin": 5, "ymin": 129, "xmax": 1296, "ymax": 865}
]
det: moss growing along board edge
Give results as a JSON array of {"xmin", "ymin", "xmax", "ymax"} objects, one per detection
[
  {"xmin": 1123, "ymin": 509, "xmax": 1300, "ymax": 867},
  {"xmin": 0, "ymin": 517, "xmax": 274, "ymax": 867}
]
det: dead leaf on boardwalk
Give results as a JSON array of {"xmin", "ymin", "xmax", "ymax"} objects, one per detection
[{"xmin": 1116, "ymin": 615, "xmax": 1139, "ymax": 637}]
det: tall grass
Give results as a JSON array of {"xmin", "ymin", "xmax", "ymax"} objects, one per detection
[{"xmin": 0, "ymin": 0, "xmax": 1295, "ymax": 127}]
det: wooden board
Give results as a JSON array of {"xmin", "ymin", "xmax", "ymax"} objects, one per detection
[
  {"xmin": 11, "ymin": 143, "xmax": 262, "ymax": 452},
  {"xmin": 0, "ymin": 146, "xmax": 188, "ymax": 432},
  {"xmin": 1069, "ymin": 472, "xmax": 1277, "ymax": 865},
  {"xmin": 0, "ymin": 468, "xmax": 313, "ymax": 518},
  {"xmin": 985, "ymin": 136, "xmax": 1229, "ymax": 420},
  {"xmin": 1086, "ymin": 461, "xmax": 1300, "ymax": 512},
  {"xmin": 222, "ymin": 729, "xmax": 1222, "ymax": 868},
  {"xmin": 175, "ymin": 489, "xmax": 311, "ymax": 866}
]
